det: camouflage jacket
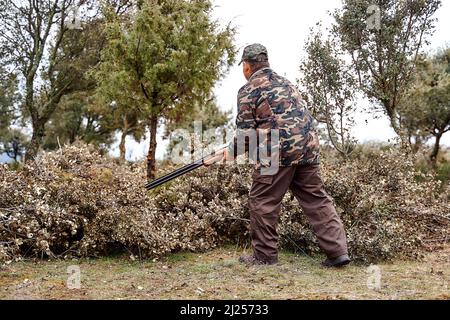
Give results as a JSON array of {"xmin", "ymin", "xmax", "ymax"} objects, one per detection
[{"xmin": 228, "ymin": 68, "xmax": 320, "ymax": 167}]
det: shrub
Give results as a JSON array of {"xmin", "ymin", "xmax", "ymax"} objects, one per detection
[{"xmin": 0, "ymin": 143, "xmax": 448, "ymax": 264}]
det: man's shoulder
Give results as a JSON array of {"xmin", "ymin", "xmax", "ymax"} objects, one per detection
[
  {"xmin": 237, "ymin": 68, "xmax": 300, "ymax": 104},
  {"xmin": 266, "ymin": 71, "xmax": 302, "ymax": 98},
  {"xmin": 269, "ymin": 70, "xmax": 296, "ymax": 88},
  {"xmin": 249, "ymin": 68, "xmax": 273, "ymax": 85},
  {"xmin": 237, "ymin": 81, "xmax": 263, "ymax": 101},
  {"xmin": 238, "ymin": 69, "xmax": 273, "ymax": 100},
  {"xmin": 238, "ymin": 83, "xmax": 249, "ymax": 95},
  {"xmin": 249, "ymin": 69, "xmax": 296, "ymax": 92}
]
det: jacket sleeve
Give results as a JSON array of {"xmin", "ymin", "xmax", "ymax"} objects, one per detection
[{"xmin": 227, "ymin": 87, "xmax": 258, "ymax": 158}]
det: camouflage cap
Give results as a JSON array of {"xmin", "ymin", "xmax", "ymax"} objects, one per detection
[{"xmin": 238, "ymin": 43, "xmax": 268, "ymax": 65}]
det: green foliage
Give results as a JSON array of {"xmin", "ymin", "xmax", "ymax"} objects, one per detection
[
  {"xmin": 0, "ymin": 129, "xmax": 27, "ymax": 162},
  {"xmin": 331, "ymin": 0, "xmax": 441, "ymax": 140},
  {"xmin": 0, "ymin": 68, "xmax": 19, "ymax": 129},
  {"xmin": 39, "ymin": 16, "xmax": 122, "ymax": 151},
  {"xmin": 164, "ymin": 97, "xmax": 231, "ymax": 157},
  {"xmin": 95, "ymin": 0, "xmax": 236, "ymax": 176},
  {"xmin": 42, "ymin": 92, "xmax": 117, "ymax": 150},
  {"xmin": 0, "ymin": 0, "xmax": 98, "ymax": 160},
  {"xmin": 299, "ymin": 27, "xmax": 357, "ymax": 158},
  {"xmin": 399, "ymin": 48, "xmax": 450, "ymax": 163},
  {"xmin": 165, "ymin": 97, "xmax": 231, "ymax": 135},
  {"xmin": 0, "ymin": 66, "xmax": 24, "ymax": 161},
  {"xmin": 436, "ymin": 160, "xmax": 450, "ymax": 185}
]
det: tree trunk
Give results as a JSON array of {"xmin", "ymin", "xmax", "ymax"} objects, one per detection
[
  {"xmin": 146, "ymin": 115, "xmax": 158, "ymax": 180},
  {"xmin": 119, "ymin": 118, "xmax": 130, "ymax": 162},
  {"xmin": 430, "ymin": 132, "xmax": 442, "ymax": 168},
  {"xmin": 119, "ymin": 131, "xmax": 127, "ymax": 161},
  {"xmin": 25, "ymin": 120, "xmax": 45, "ymax": 162},
  {"xmin": 388, "ymin": 112, "xmax": 407, "ymax": 146},
  {"xmin": 12, "ymin": 138, "xmax": 20, "ymax": 162},
  {"xmin": 384, "ymin": 103, "xmax": 411, "ymax": 151}
]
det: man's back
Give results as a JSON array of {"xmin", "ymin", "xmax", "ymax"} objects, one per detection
[{"xmin": 236, "ymin": 67, "xmax": 320, "ymax": 166}]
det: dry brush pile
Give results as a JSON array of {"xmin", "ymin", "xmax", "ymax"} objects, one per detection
[{"xmin": 0, "ymin": 144, "xmax": 449, "ymax": 264}]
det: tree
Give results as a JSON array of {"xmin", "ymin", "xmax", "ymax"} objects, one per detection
[
  {"xmin": 0, "ymin": 68, "xmax": 19, "ymax": 135},
  {"xmin": 42, "ymin": 91, "xmax": 118, "ymax": 150},
  {"xmin": 0, "ymin": 1, "xmax": 134, "ymax": 158},
  {"xmin": 400, "ymin": 48, "xmax": 450, "ymax": 166},
  {"xmin": 40, "ymin": 15, "xmax": 120, "ymax": 151},
  {"xmin": 0, "ymin": 0, "xmax": 87, "ymax": 160},
  {"xmin": 0, "ymin": 129, "xmax": 28, "ymax": 162},
  {"xmin": 40, "ymin": 2, "xmax": 137, "ymax": 155},
  {"xmin": 0, "ymin": 66, "xmax": 26, "ymax": 162},
  {"xmin": 299, "ymin": 28, "xmax": 357, "ymax": 158},
  {"xmin": 92, "ymin": 98, "xmax": 146, "ymax": 161},
  {"xmin": 331, "ymin": 0, "xmax": 441, "ymax": 144},
  {"xmin": 95, "ymin": 0, "xmax": 236, "ymax": 179}
]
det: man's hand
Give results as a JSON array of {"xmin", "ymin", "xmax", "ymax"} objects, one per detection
[{"xmin": 203, "ymin": 148, "xmax": 231, "ymax": 166}]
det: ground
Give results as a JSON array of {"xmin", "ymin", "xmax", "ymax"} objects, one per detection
[{"xmin": 1, "ymin": 245, "xmax": 449, "ymax": 300}]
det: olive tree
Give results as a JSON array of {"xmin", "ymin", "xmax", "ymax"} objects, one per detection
[
  {"xmin": 299, "ymin": 28, "xmax": 357, "ymax": 158},
  {"xmin": 331, "ymin": 0, "xmax": 441, "ymax": 145}
]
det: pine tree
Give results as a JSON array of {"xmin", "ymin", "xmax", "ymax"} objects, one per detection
[{"xmin": 95, "ymin": 0, "xmax": 236, "ymax": 179}]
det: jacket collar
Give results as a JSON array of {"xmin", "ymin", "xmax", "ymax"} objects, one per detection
[{"xmin": 248, "ymin": 67, "xmax": 271, "ymax": 82}]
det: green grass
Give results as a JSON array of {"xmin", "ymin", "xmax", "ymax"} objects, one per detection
[{"xmin": 1, "ymin": 245, "xmax": 449, "ymax": 300}]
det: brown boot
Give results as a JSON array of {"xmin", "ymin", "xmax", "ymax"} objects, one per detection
[{"xmin": 239, "ymin": 255, "xmax": 277, "ymax": 266}]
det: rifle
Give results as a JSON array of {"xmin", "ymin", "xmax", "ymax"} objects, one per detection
[{"xmin": 144, "ymin": 146, "xmax": 227, "ymax": 190}]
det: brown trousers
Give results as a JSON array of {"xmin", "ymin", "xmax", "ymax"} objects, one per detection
[{"xmin": 249, "ymin": 164, "xmax": 348, "ymax": 263}]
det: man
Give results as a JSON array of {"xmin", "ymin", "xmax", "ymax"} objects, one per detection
[{"xmin": 205, "ymin": 44, "xmax": 350, "ymax": 268}]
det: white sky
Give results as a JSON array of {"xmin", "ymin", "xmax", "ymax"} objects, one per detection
[{"xmin": 113, "ymin": 0, "xmax": 450, "ymax": 160}]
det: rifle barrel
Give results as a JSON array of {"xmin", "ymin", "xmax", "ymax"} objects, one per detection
[
  {"xmin": 144, "ymin": 159, "xmax": 204, "ymax": 190},
  {"xmin": 144, "ymin": 146, "xmax": 227, "ymax": 190}
]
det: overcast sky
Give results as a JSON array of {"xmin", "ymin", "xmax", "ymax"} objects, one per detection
[{"xmin": 114, "ymin": 0, "xmax": 450, "ymax": 160}]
